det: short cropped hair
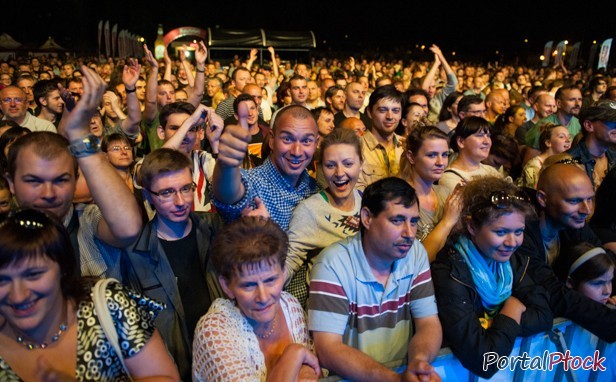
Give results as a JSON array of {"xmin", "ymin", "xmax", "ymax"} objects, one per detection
[
  {"xmin": 139, "ymin": 148, "xmax": 192, "ymax": 190},
  {"xmin": 159, "ymin": 101, "xmax": 196, "ymax": 129},
  {"xmin": 361, "ymin": 177, "xmax": 418, "ymax": 231},
  {"xmin": 272, "ymin": 104, "xmax": 316, "ymax": 133},
  {"xmin": 7, "ymin": 132, "xmax": 76, "ymax": 180},
  {"xmin": 368, "ymin": 84, "xmax": 404, "ymax": 112},
  {"xmin": 212, "ymin": 216, "xmax": 288, "ymax": 281},
  {"xmin": 233, "ymin": 93, "xmax": 257, "ymax": 115}
]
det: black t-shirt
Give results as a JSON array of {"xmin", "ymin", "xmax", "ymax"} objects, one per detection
[{"xmin": 160, "ymin": 227, "xmax": 210, "ymax": 341}]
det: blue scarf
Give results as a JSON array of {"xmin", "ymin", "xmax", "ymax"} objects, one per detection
[{"xmin": 454, "ymin": 235, "xmax": 513, "ymax": 317}]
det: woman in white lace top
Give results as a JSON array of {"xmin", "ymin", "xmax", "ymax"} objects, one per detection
[{"xmin": 192, "ymin": 217, "xmax": 320, "ymax": 382}]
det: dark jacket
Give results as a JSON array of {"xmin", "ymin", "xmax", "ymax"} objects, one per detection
[
  {"xmin": 590, "ymin": 165, "xmax": 616, "ymax": 244},
  {"xmin": 120, "ymin": 211, "xmax": 224, "ymax": 382},
  {"xmin": 431, "ymin": 243, "xmax": 553, "ymax": 378},
  {"xmin": 517, "ymin": 218, "xmax": 616, "ymax": 343},
  {"xmin": 567, "ymin": 139, "xmax": 616, "ymax": 189}
]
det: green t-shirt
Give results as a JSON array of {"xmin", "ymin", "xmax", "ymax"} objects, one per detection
[{"xmin": 525, "ymin": 114, "xmax": 581, "ymax": 150}]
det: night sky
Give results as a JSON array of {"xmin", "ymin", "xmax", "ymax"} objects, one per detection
[{"xmin": 3, "ymin": 1, "xmax": 614, "ymax": 63}]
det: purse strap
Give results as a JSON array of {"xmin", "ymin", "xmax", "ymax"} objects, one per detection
[{"xmin": 92, "ymin": 278, "xmax": 132, "ymax": 379}]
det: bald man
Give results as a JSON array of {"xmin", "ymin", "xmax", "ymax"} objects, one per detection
[
  {"xmin": 484, "ymin": 88, "xmax": 510, "ymax": 124},
  {"xmin": 334, "ymin": 82, "xmax": 372, "ymax": 130},
  {"xmin": 516, "ymin": 92, "xmax": 555, "ymax": 147},
  {"xmin": 0, "ymin": 85, "xmax": 56, "ymax": 132},
  {"xmin": 338, "ymin": 117, "xmax": 366, "ymax": 137},
  {"xmin": 518, "ymin": 163, "xmax": 616, "ymax": 342}
]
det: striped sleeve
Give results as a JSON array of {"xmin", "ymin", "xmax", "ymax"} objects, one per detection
[
  {"xmin": 408, "ymin": 244, "xmax": 438, "ymax": 318},
  {"xmin": 308, "ymin": 258, "xmax": 350, "ymax": 335}
]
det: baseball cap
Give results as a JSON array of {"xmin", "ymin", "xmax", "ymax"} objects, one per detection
[{"xmin": 579, "ymin": 100, "xmax": 616, "ymax": 125}]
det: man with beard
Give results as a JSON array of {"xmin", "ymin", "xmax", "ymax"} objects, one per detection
[{"xmin": 33, "ymin": 79, "xmax": 64, "ymax": 127}]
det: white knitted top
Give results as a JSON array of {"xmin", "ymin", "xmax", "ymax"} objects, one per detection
[{"xmin": 192, "ymin": 292, "xmax": 310, "ymax": 382}]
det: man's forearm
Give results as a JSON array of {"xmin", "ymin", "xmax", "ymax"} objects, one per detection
[
  {"xmin": 319, "ymin": 342, "xmax": 400, "ymax": 382},
  {"xmin": 144, "ymin": 68, "xmax": 159, "ymax": 122},
  {"xmin": 78, "ymin": 153, "xmax": 142, "ymax": 247},
  {"xmin": 212, "ymin": 163, "xmax": 244, "ymax": 204},
  {"xmin": 407, "ymin": 318, "xmax": 442, "ymax": 365},
  {"xmin": 121, "ymin": 93, "xmax": 142, "ymax": 135}
]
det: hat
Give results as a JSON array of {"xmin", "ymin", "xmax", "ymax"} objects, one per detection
[{"xmin": 579, "ymin": 100, "xmax": 616, "ymax": 123}]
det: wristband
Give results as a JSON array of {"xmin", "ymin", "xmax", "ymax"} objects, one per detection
[
  {"xmin": 68, "ymin": 134, "xmax": 101, "ymax": 158},
  {"xmin": 125, "ymin": 87, "xmax": 136, "ymax": 93},
  {"xmin": 212, "ymin": 152, "xmax": 219, "ymax": 159},
  {"xmin": 196, "ymin": 67, "xmax": 205, "ymax": 73}
]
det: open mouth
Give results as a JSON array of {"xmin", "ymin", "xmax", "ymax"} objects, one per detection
[
  {"xmin": 9, "ymin": 298, "xmax": 39, "ymax": 316},
  {"xmin": 332, "ymin": 179, "xmax": 350, "ymax": 187},
  {"xmin": 286, "ymin": 158, "xmax": 304, "ymax": 168}
]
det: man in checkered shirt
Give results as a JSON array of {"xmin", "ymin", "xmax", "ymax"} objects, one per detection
[{"xmin": 212, "ymin": 104, "xmax": 320, "ymax": 230}]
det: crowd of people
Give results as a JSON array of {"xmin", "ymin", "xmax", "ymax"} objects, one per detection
[{"xmin": 0, "ymin": 40, "xmax": 615, "ymax": 381}]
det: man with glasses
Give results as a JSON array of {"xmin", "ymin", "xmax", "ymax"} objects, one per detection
[
  {"xmin": 153, "ymin": 101, "xmax": 223, "ymax": 213},
  {"xmin": 0, "ymin": 85, "xmax": 56, "ymax": 132},
  {"xmin": 122, "ymin": 148, "xmax": 223, "ymax": 382}
]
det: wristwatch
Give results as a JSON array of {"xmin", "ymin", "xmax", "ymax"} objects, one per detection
[{"xmin": 68, "ymin": 134, "xmax": 102, "ymax": 158}]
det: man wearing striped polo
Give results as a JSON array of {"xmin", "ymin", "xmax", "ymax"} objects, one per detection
[{"xmin": 308, "ymin": 177, "xmax": 442, "ymax": 382}]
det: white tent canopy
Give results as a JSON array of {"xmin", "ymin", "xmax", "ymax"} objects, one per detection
[
  {"xmin": 39, "ymin": 36, "xmax": 65, "ymax": 51},
  {"xmin": 0, "ymin": 33, "xmax": 22, "ymax": 49}
]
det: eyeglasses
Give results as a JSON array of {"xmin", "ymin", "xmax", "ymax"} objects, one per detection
[
  {"xmin": 0, "ymin": 209, "xmax": 49, "ymax": 230},
  {"xmin": 146, "ymin": 182, "xmax": 196, "ymax": 200},
  {"xmin": 489, "ymin": 191, "xmax": 530, "ymax": 209},
  {"xmin": 1, "ymin": 97, "xmax": 24, "ymax": 104},
  {"xmin": 109, "ymin": 145, "xmax": 131, "ymax": 152},
  {"xmin": 470, "ymin": 190, "xmax": 530, "ymax": 214},
  {"xmin": 555, "ymin": 157, "xmax": 582, "ymax": 166}
]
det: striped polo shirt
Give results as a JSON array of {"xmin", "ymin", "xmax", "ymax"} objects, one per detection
[{"xmin": 308, "ymin": 233, "xmax": 438, "ymax": 364}]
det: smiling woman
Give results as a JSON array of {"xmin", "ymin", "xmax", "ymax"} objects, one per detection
[
  {"xmin": 0, "ymin": 209, "xmax": 180, "ymax": 381},
  {"xmin": 192, "ymin": 216, "xmax": 320, "ymax": 382},
  {"xmin": 285, "ymin": 128, "xmax": 363, "ymax": 307},
  {"xmin": 437, "ymin": 116, "xmax": 503, "ymax": 197},
  {"xmin": 430, "ymin": 176, "xmax": 552, "ymax": 378}
]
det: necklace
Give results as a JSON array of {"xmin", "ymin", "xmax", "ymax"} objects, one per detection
[
  {"xmin": 15, "ymin": 322, "xmax": 68, "ymax": 350},
  {"xmin": 256, "ymin": 310, "xmax": 278, "ymax": 339}
]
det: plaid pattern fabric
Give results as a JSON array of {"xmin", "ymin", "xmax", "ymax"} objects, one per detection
[{"xmin": 213, "ymin": 157, "xmax": 319, "ymax": 231}]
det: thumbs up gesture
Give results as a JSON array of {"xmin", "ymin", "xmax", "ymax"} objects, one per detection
[{"xmin": 216, "ymin": 101, "xmax": 252, "ymax": 168}]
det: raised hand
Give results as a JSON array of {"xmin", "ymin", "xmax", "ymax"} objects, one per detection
[
  {"xmin": 58, "ymin": 66, "xmax": 106, "ymax": 141},
  {"xmin": 205, "ymin": 108, "xmax": 224, "ymax": 152},
  {"xmin": 163, "ymin": 44, "xmax": 171, "ymax": 66},
  {"xmin": 194, "ymin": 41, "xmax": 208, "ymax": 66},
  {"xmin": 143, "ymin": 44, "xmax": 158, "ymax": 69},
  {"xmin": 216, "ymin": 100, "xmax": 251, "ymax": 168},
  {"xmin": 178, "ymin": 46, "xmax": 187, "ymax": 62},
  {"xmin": 122, "ymin": 58, "xmax": 141, "ymax": 88}
]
